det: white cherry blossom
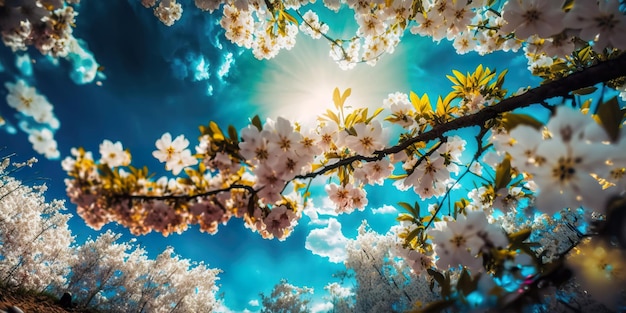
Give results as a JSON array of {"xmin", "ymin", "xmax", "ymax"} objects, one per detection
[
  {"xmin": 429, "ymin": 210, "xmax": 506, "ymax": 271},
  {"xmin": 501, "ymin": 0, "xmax": 565, "ymax": 39},
  {"xmin": 564, "ymin": 0, "xmax": 626, "ymax": 51},
  {"xmin": 99, "ymin": 139, "xmax": 130, "ymax": 168},
  {"xmin": 344, "ymin": 121, "xmax": 386, "ymax": 156},
  {"xmin": 266, "ymin": 116, "xmax": 303, "ymax": 155},
  {"xmin": 239, "ymin": 125, "xmax": 270, "ymax": 163}
]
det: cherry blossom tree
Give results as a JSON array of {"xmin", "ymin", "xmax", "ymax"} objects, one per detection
[
  {"xmin": 3, "ymin": 0, "xmax": 626, "ymax": 311},
  {"xmin": 0, "ymin": 156, "xmax": 222, "ymax": 312},
  {"xmin": 259, "ymin": 279, "xmax": 313, "ymax": 313},
  {"xmin": 0, "ymin": 156, "xmax": 74, "ymax": 292}
]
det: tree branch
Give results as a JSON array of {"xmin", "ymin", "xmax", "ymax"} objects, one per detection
[
  {"xmin": 296, "ymin": 53, "xmax": 626, "ymax": 180},
  {"xmin": 113, "ymin": 184, "xmax": 255, "ymax": 201}
]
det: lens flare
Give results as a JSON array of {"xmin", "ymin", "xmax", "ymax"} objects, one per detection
[{"xmin": 252, "ymin": 35, "xmax": 410, "ymax": 127}]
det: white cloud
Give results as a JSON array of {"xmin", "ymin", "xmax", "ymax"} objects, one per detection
[
  {"xmin": 248, "ymin": 300, "xmax": 259, "ymax": 307},
  {"xmin": 305, "ymin": 218, "xmax": 349, "ymax": 263},
  {"xmin": 303, "ymin": 204, "xmax": 329, "ymax": 226},
  {"xmin": 215, "ymin": 302, "xmax": 235, "ymax": 313},
  {"xmin": 319, "ymin": 197, "xmax": 339, "ymax": 216},
  {"xmin": 325, "ymin": 282, "xmax": 354, "ymax": 298},
  {"xmin": 311, "ymin": 301, "xmax": 334, "ymax": 313},
  {"xmin": 303, "ymin": 198, "xmax": 340, "ymax": 226},
  {"xmin": 372, "ymin": 204, "xmax": 398, "ymax": 215}
]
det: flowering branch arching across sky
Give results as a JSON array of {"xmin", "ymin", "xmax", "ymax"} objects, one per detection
[{"xmin": 2, "ymin": 0, "xmax": 626, "ymax": 312}]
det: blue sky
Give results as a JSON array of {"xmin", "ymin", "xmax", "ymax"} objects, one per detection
[{"xmin": 0, "ymin": 1, "xmax": 540, "ymax": 311}]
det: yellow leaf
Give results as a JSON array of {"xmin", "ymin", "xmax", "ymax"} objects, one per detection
[
  {"xmin": 341, "ymin": 88, "xmax": 352, "ymax": 105},
  {"xmin": 581, "ymin": 98, "xmax": 593, "ymax": 115},
  {"xmin": 311, "ymin": 163, "xmax": 323, "ymax": 172},
  {"xmin": 436, "ymin": 95, "xmax": 448, "ymax": 116},
  {"xmin": 333, "ymin": 87, "xmax": 341, "ymax": 110},
  {"xmin": 360, "ymin": 108, "xmax": 368, "ymax": 123},
  {"xmin": 209, "ymin": 121, "xmax": 224, "ymax": 141},
  {"xmin": 323, "ymin": 109, "xmax": 341, "ymax": 125},
  {"xmin": 345, "ymin": 112, "xmax": 357, "ymax": 128},
  {"xmin": 410, "ymin": 91, "xmax": 432, "ymax": 114},
  {"xmin": 563, "ymin": 0, "xmax": 574, "ymax": 10},
  {"xmin": 293, "ymin": 181, "xmax": 306, "ymax": 191},
  {"xmin": 452, "ymin": 70, "xmax": 466, "ymax": 85},
  {"xmin": 281, "ymin": 10, "xmax": 298, "ymax": 25},
  {"xmin": 478, "ymin": 72, "xmax": 495, "ymax": 86},
  {"xmin": 446, "ymin": 74, "xmax": 460, "ymax": 86},
  {"xmin": 410, "ymin": 91, "xmax": 420, "ymax": 111},
  {"xmin": 475, "ymin": 64, "xmax": 483, "ymax": 79},
  {"xmin": 366, "ymin": 107, "xmax": 384, "ymax": 123}
]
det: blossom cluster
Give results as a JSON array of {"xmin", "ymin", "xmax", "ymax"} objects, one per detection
[
  {"xmin": 140, "ymin": 0, "xmax": 183, "ymax": 26},
  {"xmin": 219, "ymin": 3, "xmax": 298, "ymax": 60},
  {"xmin": 63, "ymin": 94, "xmax": 397, "ymax": 239},
  {"xmin": 0, "ymin": 157, "xmax": 222, "ymax": 312},
  {"xmin": 493, "ymin": 105, "xmax": 626, "ymax": 215},
  {"xmin": 429, "ymin": 210, "xmax": 508, "ymax": 271},
  {"xmin": 0, "ymin": 0, "xmax": 81, "ymax": 57},
  {"xmin": 136, "ymin": 0, "xmax": 625, "ymax": 75},
  {"xmin": 4, "ymin": 79, "xmax": 61, "ymax": 159}
]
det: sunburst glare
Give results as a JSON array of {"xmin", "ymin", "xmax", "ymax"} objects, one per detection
[{"xmin": 252, "ymin": 35, "xmax": 410, "ymax": 126}]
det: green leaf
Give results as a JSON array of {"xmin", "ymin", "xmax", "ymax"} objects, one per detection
[
  {"xmin": 571, "ymin": 86, "xmax": 597, "ymax": 95},
  {"xmin": 408, "ymin": 299, "xmax": 455, "ymax": 313},
  {"xmin": 508, "ymin": 229, "xmax": 532, "ymax": 244},
  {"xmin": 596, "ymin": 96, "xmax": 622, "ymax": 142},
  {"xmin": 228, "ymin": 125, "xmax": 239, "ymax": 142},
  {"xmin": 457, "ymin": 269, "xmax": 478, "ymax": 296},
  {"xmin": 251, "ymin": 115, "xmax": 263, "ymax": 131},
  {"xmin": 396, "ymin": 214, "xmax": 416, "ymax": 222},
  {"xmin": 427, "ymin": 268, "xmax": 445, "ymax": 287},
  {"xmin": 398, "ymin": 202, "xmax": 418, "ymax": 217},
  {"xmin": 501, "ymin": 113, "xmax": 543, "ymax": 131},
  {"xmin": 404, "ymin": 227, "xmax": 422, "ymax": 243},
  {"xmin": 494, "ymin": 155, "xmax": 512, "ymax": 190},
  {"xmin": 426, "ymin": 269, "xmax": 452, "ymax": 297}
]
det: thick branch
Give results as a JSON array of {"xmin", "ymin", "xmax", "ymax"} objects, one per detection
[
  {"xmin": 114, "ymin": 184, "xmax": 255, "ymax": 201},
  {"xmin": 296, "ymin": 53, "xmax": 626, "ymax": 180}
]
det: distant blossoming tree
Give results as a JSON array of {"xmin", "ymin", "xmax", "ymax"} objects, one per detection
[
  {"xmin": 260, "ymin": 279, "xmax": 313, "ymax": 313},
  {"xmin": 2, "ymin": 0, "xmax": 626, "ymax": 311},
  {"xmin": 0, "ymin": 156, "xmax": 222, "ymax": 312},
  {"xmin": 0, "ymin": 157, "xmax": 74, "ymax": 292}
]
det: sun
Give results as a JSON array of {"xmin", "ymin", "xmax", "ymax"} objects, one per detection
[{"xmin": 252, "ymin": 35, "xmax": 410, "ymax": 127}]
